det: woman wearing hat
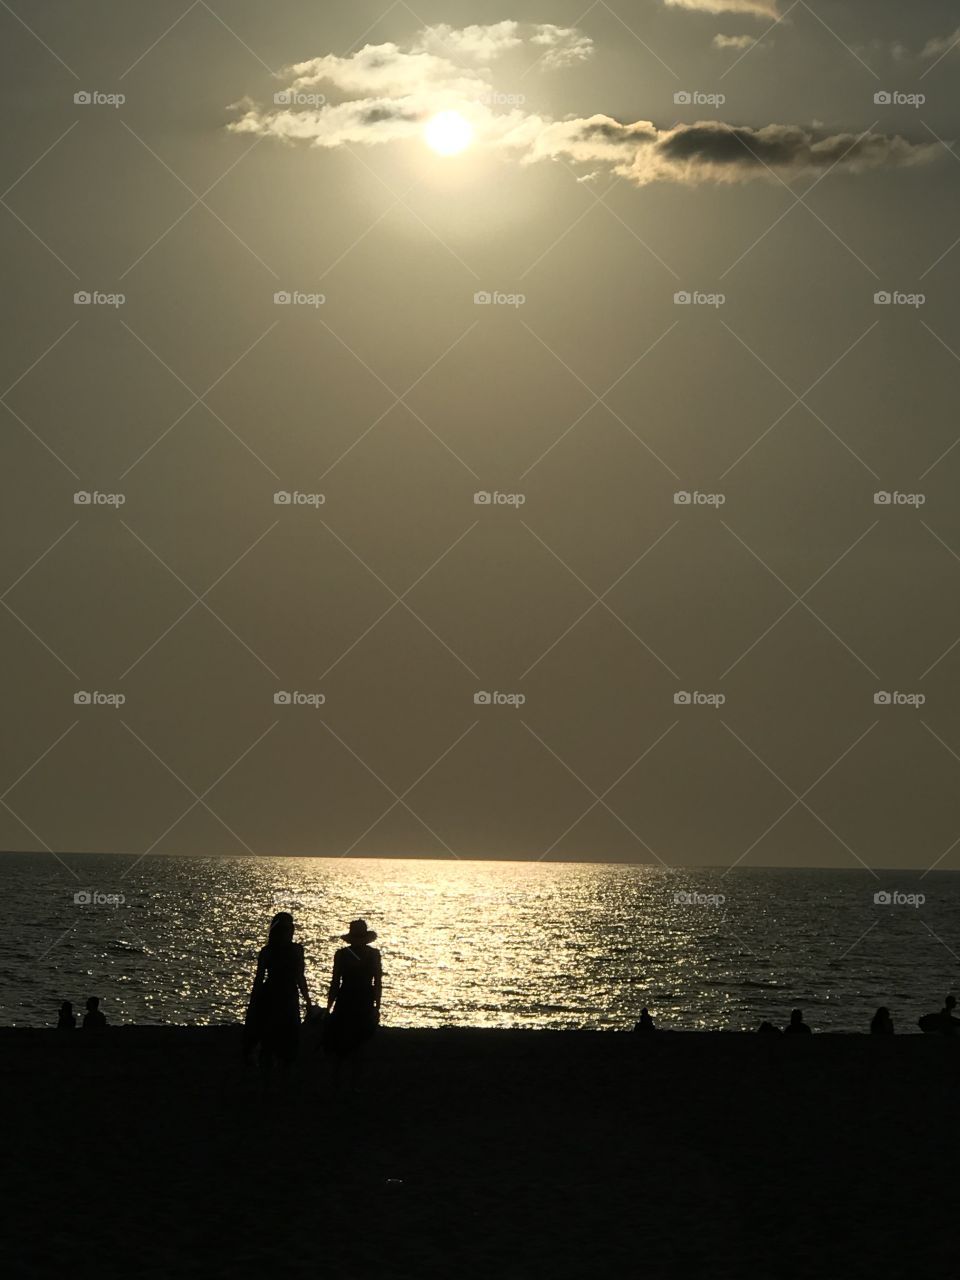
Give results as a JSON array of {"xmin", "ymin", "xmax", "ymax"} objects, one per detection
[{"xmin": 325, "ymin": 920, "xmax": 382, "ymax": 1070}]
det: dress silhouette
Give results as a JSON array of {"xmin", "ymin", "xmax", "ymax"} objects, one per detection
[
  {"xmin": 325, "ymin": 920, "xmax": 382, "ymax": 1058},
  {"xmin": 245, "ymin": 912, "xmax": 310, "ymax": 1068}
]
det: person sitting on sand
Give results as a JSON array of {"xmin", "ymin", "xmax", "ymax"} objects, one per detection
[
  {"xmin": 634, "ymin": 1007, "xmax": 656, "ymax": 1034},
  {"xmin": 57, "ymin": 1001, "xmax": 76, "ymax": 1032},
  {"xmin": 325, "ymin": 920, "xmax": 382, "ymax": 1083},
  {"xmin": 82, "ymin": 997, "xmax": 106, "ymax": 1033},
  {"xmin": 870, "ymin": 1007, "xmax": 894, "ymax": 1035},
  {"xmin": 783, "ymin": 1009, "xmax": 811, "ymax": 1035},
  {"xmin": 245, "ymin": 912, "xmax": 311, "ymax": 1074}
]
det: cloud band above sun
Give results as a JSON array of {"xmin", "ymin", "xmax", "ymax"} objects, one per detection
[{"xmin": 228, "ymin": 22, "xmax": 937, "ymax": 187}]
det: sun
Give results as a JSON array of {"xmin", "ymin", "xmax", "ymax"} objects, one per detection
[{"xmin": 424, "ymin": 111, "xmax": 473, "ymax": 156}]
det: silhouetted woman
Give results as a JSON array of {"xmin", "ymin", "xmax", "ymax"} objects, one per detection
[
  {"xmin": 870, "ymin": 1006, "xmax": 894, "ymax": 1035},
  {"xmin": 245, "ymin": 912, "xmax": 310, "ymax": 1072},
  {"xmin": 57, "ymin": 1001, "xmax": 75, "ymax": 1032},
  {"xmin": 325, "ymin": 920, "xmax": 382, "ymax": 1081}
]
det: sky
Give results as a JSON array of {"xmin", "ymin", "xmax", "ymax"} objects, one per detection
[{"xmin": 2, "ymin": 0, "xmax": 960, "ymax": 871}]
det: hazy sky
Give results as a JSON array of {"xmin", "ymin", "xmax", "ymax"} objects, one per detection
[{"xmin": 2, "ymin": 0, "xmax": 960, "ymax": 871}]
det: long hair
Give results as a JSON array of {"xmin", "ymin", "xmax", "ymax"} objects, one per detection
[{"xmin": 267, "ymin": 911, "xmax": 294, "ymax": 951}]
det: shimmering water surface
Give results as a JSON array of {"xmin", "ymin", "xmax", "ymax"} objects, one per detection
[{"xmin": 1, "ymin": 854, "xmax": 956, "ymax": 1030}]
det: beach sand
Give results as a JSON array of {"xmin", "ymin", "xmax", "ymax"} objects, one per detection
[{"xmin": 3, "ymin": 1026, "xmax": 955, "ymax": 1279}]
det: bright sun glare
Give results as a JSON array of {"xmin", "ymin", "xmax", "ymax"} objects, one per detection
[{"xmin": 424, "ymin": 111, "xmax": 474, "ymax": 156}]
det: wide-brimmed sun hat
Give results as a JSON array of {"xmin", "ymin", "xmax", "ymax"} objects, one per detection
[{"xmin": 342, "ymin": 919, "xmax": 377, "ymax": 944}]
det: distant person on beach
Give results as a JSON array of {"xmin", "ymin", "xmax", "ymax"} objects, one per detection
[
  {"xmin": 870, "ymin": 1007, "xmax": 894, "ymax": 1035},
  {"xmin": 244, "ymin": 912, "xmax": 311, "ymax": 1073},
  {"xmin": 919, "ymin": 995, "xmax": 960, "ymax": 1035},
  {"xmin": 57, "ymin": 1001, "xmax": 76, "ymax": 1031},
  {"xmin": 634, "ymin": 1008, "xmax": 656, "ymax": 1034},
  {"xmin": 757, "ymin": 1021, "xmax": 781, "ymax": 1034},
  {"xmin": 325, "ymin": 920, "xmax": 382, "ymax": 1085},
  {"xmin": 82, "ymin": 997, "xmax": 106, "ymax": 1033},
  {"xmin": 784, "ymin": 1009, "xmax": 811, "ymax": 1035}
]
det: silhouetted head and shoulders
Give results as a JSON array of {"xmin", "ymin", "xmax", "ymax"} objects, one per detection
[
  {"xmin": 757, "ymin": 1020, "xmax": 781, "ymax": 1034},
  {"xmin": 870, "ymin": 1006, "xmax": 894, "ymax": 1035},
  {"xmin": 260, "ymin": 911, "xmax": 303, "ymax": 966},
  {"xmin": 82, "ymin": 996, "xmax": 106, "ymax": 1033},
  {"xmin": 634, "ymin": 1007, "xmax": 656, "ymax": 1034},
  {"xmin": 784, "ymin": 1008, "xmax": 811, "ymax": 1035},
  {"xmin": 57, "ymin": 1000, "xmax": 75, "ymax": 1031}
]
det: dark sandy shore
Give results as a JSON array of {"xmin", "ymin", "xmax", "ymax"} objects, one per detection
[{"xmin": 3, "ymin": 1026, "xmax": 956, "ymax": 1279}]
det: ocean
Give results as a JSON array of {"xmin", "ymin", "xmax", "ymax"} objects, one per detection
[{"xmin": 0, "ymin": 853, "xmax": 954, "ymax": 1031}]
